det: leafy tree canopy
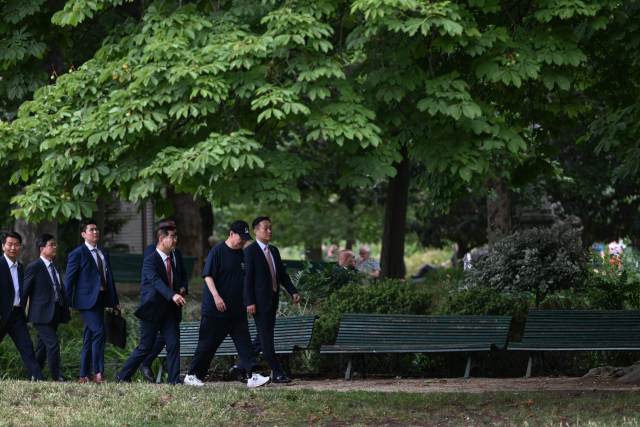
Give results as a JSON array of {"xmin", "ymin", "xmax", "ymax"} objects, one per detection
[{"xmin": 0, "ymin": 0, "xmax": 626, "ymax": 223}]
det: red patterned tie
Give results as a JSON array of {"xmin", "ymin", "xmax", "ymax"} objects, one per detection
[{"xmin": 166, "ymin": 257, "xmax": 172, "ymax": 288}]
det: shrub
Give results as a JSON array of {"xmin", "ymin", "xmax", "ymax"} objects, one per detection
[
  {"xmin": 465, "ymin": 226, "xmax": 589, "ymax": 308},
  {"xmin": 586, "ymin": 250, "xmax": 640, "ymax": 310},
  {"xmin": 437, "ymin": 287, "xmax": 529, "ymax": 342},
  {"xmin": 311, "ymin": 279, "xmax": 434, "ymax": 348}
]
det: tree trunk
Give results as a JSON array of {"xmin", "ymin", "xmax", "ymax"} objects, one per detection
[
  {"xmin": 14, "ymin": 217, "xmax": 58, "ymax": 265},
  {"xmin": 308, "ymin": 244, "xmax": 323, "ymax": 261},
  {"xmin": 167, "ymin": 188, "xmax": 203, "ymax": 279},
  {"xmin": 380, "ymin": 145, "xmax": 410, "ymax": 280},
  {"xmin": 486, "ymin": 174, "xmax": 511, "ymax": 246},
  {"xmin": 200, "ymin": 202, "xmax": 214, "ymax": 261},
  {"xmin": 455, "ymin": 241, "xmax": 469, "ymax": 268}
]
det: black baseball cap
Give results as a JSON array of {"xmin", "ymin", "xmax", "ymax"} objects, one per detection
[{"xmin": 230, "ymin": 220, "xmax": 252, "ymax": 241}]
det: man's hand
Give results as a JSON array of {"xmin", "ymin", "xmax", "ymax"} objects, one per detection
[
  {"xmin": 114, "ymin": 304, "xmax": 121, "ymax": 314},
  {"xmin": 292, "ymin": 293, "xmax": 301, "ymax": 304},
  {"xmin": 214, "ymin": 295, "xmax": 226, "ymax": 312},
  {"xmin": 172, "ymin": 294, "xmax": 186, "ymax": 307},
  {"xmin": 247, "ymin": 304, "xmax": 256, "ymax": 314},
  {"xmin": 69, "ymin": 308, "xmax": 73, "ymax": 315},
  {"xmin": 179, "ymin": 287, "xmax": 187, "ymax": 296}
]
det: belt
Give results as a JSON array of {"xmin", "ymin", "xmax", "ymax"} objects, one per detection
[{"xmin": 12, "ymin": 306, "xmax": 21, "ymax": 311}]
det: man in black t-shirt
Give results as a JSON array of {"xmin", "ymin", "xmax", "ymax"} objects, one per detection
[{"xmin": 183, "ymin": 220, "xmax": 270, "ymax": 388}]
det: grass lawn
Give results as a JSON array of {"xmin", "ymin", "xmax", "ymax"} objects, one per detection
[{"xmin": 0, "ymin": 381, "xmax": 638, "ymax": 426}]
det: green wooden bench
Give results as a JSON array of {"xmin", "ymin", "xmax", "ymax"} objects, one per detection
[
  {"xmin": 509, "ymin": 310, "xmax": 640, "ymax": 377},
  {"xmin": 108, "ymin": 253, "xmax": 197, "ymax": 283},
  {"xmin": 156, "ymin": 315, "xmax": 318, "ymax": 382},
  {"xmin": 321, "ymin": 313, "xmax": 513, "ymax": 379}
]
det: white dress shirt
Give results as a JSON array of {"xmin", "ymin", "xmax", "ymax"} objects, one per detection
[
  {"xmin": 85, "ymin": 242, "xmax": 107, "ymax": 290},
  {"xmin": 256, "ymin": 240, "xmax": 276, "ymax": 276},
  {"xmin": 41, "ymin": 256, "xmax": 61, "ymax": 301},
  {"xmin": 156, "ymin": 249, "xmax": 175, "ymax": 287},
  {"xmin": 5, "ymin": 254, "xmax": 20, "ymax": 306}
]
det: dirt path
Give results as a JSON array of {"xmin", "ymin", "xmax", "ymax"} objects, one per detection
[{"xmin": 205, "ymin": 377, "xmax": 640, "ymax": 394}]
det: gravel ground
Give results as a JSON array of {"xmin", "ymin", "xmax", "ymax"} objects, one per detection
[{"xmin": 204, "ymin": 377, "xmax": 640, "ymax": 393}]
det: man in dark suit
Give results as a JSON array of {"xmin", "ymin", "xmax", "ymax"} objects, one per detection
[
  {"xmin": 64, "ymin": 219, "xmax": 120, "ymax": 384},
  {"xmin": 0, "ymin": 231, "xmax": 44, "ymax": 381},
  {"xmin": 233, "ymin": 217, "xmax": 300, "ymax": 384},
  {"xmin": 23, "ymin": 233, "xmax": 71, "ymax": 382},
  {"xmin": 116, "ymin": 226, "xmax": 186, "ymax": 384},
  {"xmin": 137, "ymin": 218, "xmax": 188, "ymax": 383}
]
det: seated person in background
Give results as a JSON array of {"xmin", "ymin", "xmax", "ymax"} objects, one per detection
[
  {"xmin": 208, "ymin": 235, "xmax": 220, "ymax": 248},
  {"xmin": 355, "ymin": 245, "xmax": 380, "ymax": 280},
  {"xmin": 331, "ymin": 249, "xmax": 357, "ymax": 291}
]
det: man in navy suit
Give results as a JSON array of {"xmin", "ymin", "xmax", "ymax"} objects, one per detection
[
  {"xmin": 137, "ymin": 218, "xmax": 188, "ymax": 383},
  {"xmin": 233, "ymin": 217, "xmax": 300, "ymax": 383},
  {"xmin": 23, "ymin": 233, "xmax": 71, "ymax": 382},
  {"xmin": 65, "ymin": 219, "xmax": 120, "ymax": 384},
  {"xmin": 116, "ymin": 226, "xmax": 186, "ymax": 384},
  {"xmin": 0, "ymin": 231, "xmax": 44, "ymax": 381}
]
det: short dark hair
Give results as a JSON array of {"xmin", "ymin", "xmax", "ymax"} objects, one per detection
[
  {"xmin": 79, "ymin": 218, "xmax": 98, "ymax": 233},
  {"xmin": 155, "ymin": 226, "xmax": 176, "ymax": 242},
  {"xmin": 252, "ymin": 216, "xmax": 271, "ymax": 230},
  {"xmin": 2, "ymin": 230, "xmax": 22, "ymax": 245},
  {"xmin": 35, "ymin": 234, "xmax": 55, "ymax": 251}
]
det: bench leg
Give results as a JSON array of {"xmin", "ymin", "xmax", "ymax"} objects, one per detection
[
  {"xmin": 525, "ymin": 353, "xmax": 532, "ymax": 378},
  {"xmin": 284, "ymin": 354, "xmax": 292, "ymax": 378},
  {"xmin": 156, "ymin": 360, "xmax": 164, "ymax": 384},
  {"xmin": 360, "ymin": 354, "xmax": 366, "ymax": 380},
  {"xmin": 464, "ymin": 355, "xmax": 472, "ymax": 378},
  {"xmin": 344, "ymin": 356, "xmax": 352, "ymax": 381}
]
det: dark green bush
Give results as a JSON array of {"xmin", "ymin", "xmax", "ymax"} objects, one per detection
[
  {"xmin": 311, "ymin": 279, "xmax": 434, "ymax": 348},
  {"xmin": 437, "ymin": 287, "xmax": 529, "ymax": 342},
  {"xmin": 465, "ymin": 226, "xmax": 589, "ymax": 308}
]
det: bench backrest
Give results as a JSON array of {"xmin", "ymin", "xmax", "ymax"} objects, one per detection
[
  {"xmin": 516, "ymin": 310, "xmax": 640, "ymax": 350},
  {"xmin": 168, "ymin": 315, "xmax": 318, "ymax": 357},
  {"xmin": 334, "ymin": 314, "xmax": 513, "ymax": 349},
  {"xmin": 109, "ymin": 253, "xmax": 197, "ymax": 283}
]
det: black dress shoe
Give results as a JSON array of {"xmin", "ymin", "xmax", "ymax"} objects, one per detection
[
  {"xmin": 55, "ymin": 376, "xmax": 71, "ymax": 382},
  {"xmin": 272, "ymin": 375, "xmax": 292, "ymax": 384},
  {"xmin": 138, "ymin": 365, "xmax": 155, "ymax": 383},
  {"xmin": 228, "ymin": 366, "xmax": 248, "ymax": 384},
  {"xmin": 114, "ymin": 373, "xmax": 130, "ymax": 384}
]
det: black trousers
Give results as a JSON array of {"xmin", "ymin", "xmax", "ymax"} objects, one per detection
[
  {"xmin": 141, "ymin": 331, "xmax": 166, "ymax": 368},
  {"xmin": 33, "ymin": 304, "xmax": 64, "ymax": 379},
  {"xmin": 238, "ymin": 294, "xmax": 284, "ymax": 377},
  {"xmin": 119, "ymin": 308, "xmax": 181, "ymax": 384},
  {"xmin": 0, "ymin": 307, "xmax": 43, "ymax": 380},
  {"xmin": 187, "ymin": 315, "xmax": 260, "ymax": 380}
]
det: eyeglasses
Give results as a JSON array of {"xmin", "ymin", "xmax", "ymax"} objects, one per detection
[
  {"xmin": 46, "ymin": 243, "xmax": 58, "ymax": 248},
  {"xmin": 3, "ymin": 243, "xmax": 20, "ymax": 249},
  {"xmin": 164, "ymin": 235, "xmax": 178, "ymax": 240}
]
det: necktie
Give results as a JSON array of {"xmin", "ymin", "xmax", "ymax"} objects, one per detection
[
  {"xmin": 264, "ymin": 245, "xmax": 277, "ymax": 292},
  {"xmin": 92, "ymin": 249, "xmax": 107, "ymax": 290},
  {"xmin": 50, "ymin": 264, "xmax": 64, "ymax": 306},
  {"xmin": 166, "ymin": 257, "xmax": 172, "ymax": 288}
]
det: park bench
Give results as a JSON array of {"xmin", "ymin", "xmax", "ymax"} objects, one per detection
[
  {"xmin": 156, "ymin": 315, "xmax": 318, "ymax": 382},
  {"xmin": 509, "ymin": 310, "xmax": 640, "ymax": 377},
  {"xmin": 108, "ymin": 253, "xmax": 197, "ymax": 283},
  {"xmin": 321, "ymin": 313, "xmax": 513, "ymax": 379}
]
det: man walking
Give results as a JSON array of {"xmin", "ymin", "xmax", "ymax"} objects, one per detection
[
  {"xmin": 65, "ymin": 219, "xmax": 120, "ymax": 384},
  {"xmin": 0, "ymin": 231, "xmax": 44, "ymax": 381},
  {"xmin": 137, "ymin": 218, "xmax": 188, "ymax": 383},
  {"xmin": 116, "ymin": 226, "xmax": 186, "ymax": 384},
  {"xmin": 23, "ymin": 234, "xmax": 71, "ymax": 382},
  {"xmin": 232, "ymin": 217, "xmax": 300, "ymax": 383},
  {"xmin": 183, "ymin": 220, "xmax": 270, "ymax": 388}
]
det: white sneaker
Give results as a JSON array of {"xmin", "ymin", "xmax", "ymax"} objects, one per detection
[
  {"xmin": 184, "ymin": 374, "xmax": 205, "ymax": 386},
  {"xmin": 247, "ymin": 373, "xmax": 270, "ymax": 388}
]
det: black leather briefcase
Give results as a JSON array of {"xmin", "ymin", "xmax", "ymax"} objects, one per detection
[{"xmin": 104, "ymin": 310, "xmax": 127, "ymax": 349}]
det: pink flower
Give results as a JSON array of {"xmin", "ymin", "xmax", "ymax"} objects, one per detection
[{"xmin": 447, "ymin": 274, "xmax": 451, "ymax": 278}]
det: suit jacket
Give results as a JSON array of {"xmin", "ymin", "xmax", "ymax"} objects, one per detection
[
  {"xmin": 0, "ymin": 256, "xmax": 25, "ymax": 321},
  {"xmin": 134, "ymin": 251, "xmax": 182, "ymax": 323},
  {"xmin": 23, "ymin": 258, "xmax": 70, "ymax": 324},
  {"xmin": 144, "ymin": 243, "xmax": 189, "ymax": 294},
  {"xmin": 64, "ymin": 244, "xmax": 120, "ymax": 310},
  {"xmin": 243, "ymin": 242, "xmax": 298, "ymax": 313}
]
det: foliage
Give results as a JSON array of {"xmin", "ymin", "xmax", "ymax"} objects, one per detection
[
  {"xmin": 437, "ymin": 287, "xmax": 529, "ymax": 342},
  {"xmin": 311, "ymin": 280, "xmax": 433, "ymax": 348},
  {"xmin": 464, "ymin": 226, "xmax": 589, "ymax": 307},
  {"xmin": 2, "ymin": 0, "xmax": 625, "ymax": 223},
  {"xmin": 585, "ymin": 250, "xmax": 640, "ymax": 310}
]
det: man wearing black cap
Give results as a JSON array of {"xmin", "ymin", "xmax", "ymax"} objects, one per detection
[{"xmin": 183, "ymin": 221, "xmax": 270, "ymax": 388}]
